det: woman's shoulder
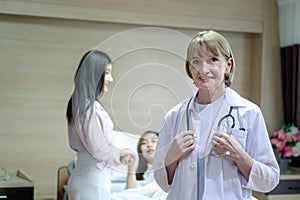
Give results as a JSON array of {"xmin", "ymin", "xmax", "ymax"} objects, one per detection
[
  {"xmin": 93, "ymin": 100, "xmax": 106, "ymax": 112},
  {"xmin": 89, "ymin": 101, "xmax": 109, "ymax": 119},
  {"xmin": 93, "ymin": 100, "xmax": 101, "ymax": 107}
]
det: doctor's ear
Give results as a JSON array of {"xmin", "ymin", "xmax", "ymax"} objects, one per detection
[
  {"xmin": 185, "ymin": 60, "xmax": 193, "ymax": 79},
  {"xmin": 226, "ymin": 58, "xmax": 233, "ymax": 73}
]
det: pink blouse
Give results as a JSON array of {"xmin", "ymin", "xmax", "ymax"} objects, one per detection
[{"xmin": 68, "ymin": 101, "xmax": 121, "ymax": 166}]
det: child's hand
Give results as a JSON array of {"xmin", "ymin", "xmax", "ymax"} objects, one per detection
[{"xmin": 120, "ymin": 148, "xmax": 136, "ymax": 168}]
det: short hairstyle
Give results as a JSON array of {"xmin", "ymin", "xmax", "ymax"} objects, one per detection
[{"xmin": 185, "ymin": 30, "xmax": 235, "ymax": 87}]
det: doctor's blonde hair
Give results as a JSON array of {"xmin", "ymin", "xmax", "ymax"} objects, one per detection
[{"xmin": 185, "ymin": 30, "xmax": 235, "ymax": 87}]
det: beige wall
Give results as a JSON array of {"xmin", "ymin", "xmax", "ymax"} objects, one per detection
[{"xmin": 0, "ymin": 0, "xmax": 282, "ymax": 199}]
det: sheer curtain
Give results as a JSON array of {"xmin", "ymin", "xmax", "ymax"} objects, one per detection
[{"xmin": 278, "ymin": 0, "xmax": 300, "ymax": 167}]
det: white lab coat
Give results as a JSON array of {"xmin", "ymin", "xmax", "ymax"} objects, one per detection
[{"xmin": 153, "ymin": 88, "xmax": 280, "ymax": 200}]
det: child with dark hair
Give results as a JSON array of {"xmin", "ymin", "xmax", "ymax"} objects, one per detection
[{"xmin": 111, "ymin": 131, "xmax": 167, "ymax": 200}]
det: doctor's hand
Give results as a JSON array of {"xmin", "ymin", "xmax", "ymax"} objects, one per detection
[
  {"xmin": 212, "ymin": 131, "xmax": 244, "ymax": 160},
  {"xmin": 165, "ymin": 131, "xmax": 196, "ymax": 166},
  {"xmin": 165, "ymin": 131, "xmax": 195, "ymax": 184},
  {"xmin": 212, "ymin": 132, "xmax": 253, "ymax": 180}
]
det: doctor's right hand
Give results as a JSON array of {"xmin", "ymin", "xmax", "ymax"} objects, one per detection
[
  {"xmin": 165, "ymin": 131, "xmax": 196, "ymax": 184},
  {"xmin": 165, "ymin": 131, "xmax": 196, "ymax": 166}
]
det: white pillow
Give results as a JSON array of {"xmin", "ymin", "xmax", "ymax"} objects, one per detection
[{"xmin": 112, "ymin": 130, "xmax": 140, "ymax": 154}]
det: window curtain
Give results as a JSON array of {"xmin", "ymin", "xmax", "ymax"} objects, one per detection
[{"xmin": 280, "ymin": 44, "xmax": 300, "ymax": 127}]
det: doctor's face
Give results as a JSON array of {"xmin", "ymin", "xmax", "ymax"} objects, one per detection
[{"xmin": 188, "ymin": 45, "xmax": 232, "ymax": 95}]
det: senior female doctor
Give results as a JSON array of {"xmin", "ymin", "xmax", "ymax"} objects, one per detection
[{"xmin": 153, "ymin": 30, "xmax": 280, "ymax": 200}]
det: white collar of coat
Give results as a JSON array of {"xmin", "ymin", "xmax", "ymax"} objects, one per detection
[{"xmin": 187, "ymin": 87, "xmax": 247, "ymax": 111}]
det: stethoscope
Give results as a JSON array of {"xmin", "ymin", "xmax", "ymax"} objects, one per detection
[
  {"xmin": 185, "ymin": 97, "xmax": 193, "ymax": 130},
  {"xmin": 186, "ymin": 96, "xmax": 242, "ymax": 132}
]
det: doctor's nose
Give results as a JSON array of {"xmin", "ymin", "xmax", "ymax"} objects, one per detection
[
  {"xmin": 191, "ymin": 62, "xmax": 209, "ymax": 74},
  {"xmin": 197, "ymin": 62, "xmax": 210, "ymax": 74}
]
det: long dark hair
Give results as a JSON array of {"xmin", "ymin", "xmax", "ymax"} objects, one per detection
[
  {"xmin": 66, "ymin": 50, "xmax": 111, "ymax": 123},
  {"xmin": 136, "ymin": 130, "xmax": 159, "ymax": 180}
]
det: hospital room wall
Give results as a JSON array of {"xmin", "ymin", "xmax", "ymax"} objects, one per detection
[{"xmin": 0, "ymin": 0, "xmax": 281, "ymax": 199}]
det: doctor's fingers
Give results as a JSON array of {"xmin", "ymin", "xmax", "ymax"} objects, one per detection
[
  {"xmin": 227, "ymin": 135, "xmax": 245, "ymax": 154},
  {"xmin": 177, "ymin": 131, "xmax": 195, "ymax": 139},
  {"xmin": 219, "ymin": 136, "xmax": 244, "ymax": 157},
  {"xmin": 212, "ymin": 134, "xmax": 227, "ymax": 147},
  {"xmin": 166, "ymin": 141, "xmax": 195, "ymax": 164},
  {"xmin": 174, "ymin": 131, "xmax": 195, "ymax": 144},
  {"xmin": 214, "ymin": 131, "xmax": 231, "ymax": 139},
  {"xmin": 181, "ymin": 136, "xmax": 195, "ymax": 149},
  {"xmin": 220, "ymin": 134, "xmax": 240, "ymax": 150},
  {"xmin": 172, "ymin": 136, "xmax": 194, "ymax": 151},
  {"xmin": 178, "ymin": 142, "xmax": 196, "ymax": 160},
  {"xmin": 212, "ymin": 135, "xmax": 232, "ymax": 151},
  {"xmin": 212, "ymin": 135, "xmax": 220, "ymax": 144}
]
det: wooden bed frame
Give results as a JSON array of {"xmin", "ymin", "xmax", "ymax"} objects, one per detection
[{"xmin": 57, "ymin": 166, "xmax": 69, "ymax": 200}]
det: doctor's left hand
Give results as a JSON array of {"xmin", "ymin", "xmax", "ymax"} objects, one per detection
[
  {"xmin": 212, "ymin": 132, "xmax": 253, "ymax": 180},
  {"xmin": 212, "ymin": 131, "xmax": 244, "ymax": 161}
]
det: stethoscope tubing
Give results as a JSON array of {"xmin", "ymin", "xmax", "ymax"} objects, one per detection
[{"xmin": 185, "ymin": 97, "xmax": 238, "ymax": 131}]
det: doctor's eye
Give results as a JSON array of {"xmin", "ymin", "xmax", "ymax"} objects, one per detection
[
  {"xmin": 190, "ymin": 59, "xmax": 200, "ymax": 66},
  {"xmin": 207, "ymin": 57, "xmax": 218, "ymax": 64},
  {"xmin": 211, "ymin": 57, "xmax": 218, "ymax": 62},
  {"xmin": 192, "ymin": 60, "xmax": 199, "ymax": 64}
]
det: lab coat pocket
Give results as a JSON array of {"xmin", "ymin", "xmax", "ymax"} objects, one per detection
[{"xmin": 230, "ymin": 129, "xmax": 247, "ymax": 149}]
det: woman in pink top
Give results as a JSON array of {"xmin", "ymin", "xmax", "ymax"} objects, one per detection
[{"xmin": 66, "ymin": 50, "xmax": 135, "ymax": 200}]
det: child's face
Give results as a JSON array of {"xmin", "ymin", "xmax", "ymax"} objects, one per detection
[
  {"xmin": 188, "ymin": 45, "xmax": 232, "ymax": 94},
  {"xmin": 140, "ymin": 133, "xmax": 158, "ymax": 164}
]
